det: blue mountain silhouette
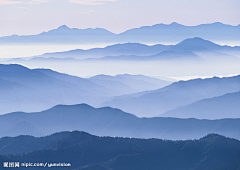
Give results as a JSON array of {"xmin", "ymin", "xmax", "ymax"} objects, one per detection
[
  {"xmin": 0, "ymin": 22, "xmax": 239, "ymax": 44},
  {"xmin": 0, "ymin": 104, "xmax": 240, "ymax": 140},
  {"xmin": 103, "ymin": 75, "xmax": 240, "ymax": 118}
]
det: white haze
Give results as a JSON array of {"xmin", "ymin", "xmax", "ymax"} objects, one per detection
[
  {"xmin": 3, "ymin": 60, "xmax": 240, "ymax": 81},
  {"xmin": 1, "ymin": 41, "xmax": 240, "ymax": 59},
  {"xmin": 0, "ymin": 43, "xmax": 113, "ymax": 59},
  {"xmin": 1, "ymin": 41, "xmax": 240, "ymax": 81}
]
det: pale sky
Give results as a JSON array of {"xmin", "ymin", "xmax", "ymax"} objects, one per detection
[{"xmin": 0, "ymin": 0, "xmax": 239, "ymax": 36}]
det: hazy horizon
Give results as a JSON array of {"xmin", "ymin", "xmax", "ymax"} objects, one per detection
[
  {"xmin": 0, "ymin": 22, "xmax": 240, "ymax": 37},
  {"xmin": 1, "ymin": 38, "xmax": 240, "ymax": 59},
  {"xmin": 0, "ymin": 0, "xmax": 240, "ymax": 36}
]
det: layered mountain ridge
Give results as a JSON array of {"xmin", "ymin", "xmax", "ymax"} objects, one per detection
[
  {"xmin": 0, "ymin": 104, "xmax": 240, "ymax": 140},
  {"xmin": 1, "ymin": 22, "xmax": 239, "ymax": 44},
  {"xmin": 0, "ymin": 131, "xmax": 240, "ymax": 170}
]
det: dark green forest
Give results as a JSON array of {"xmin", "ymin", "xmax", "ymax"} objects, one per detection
[{"xmin": 1, "ymin": 131, "xmax": 240, "ymax": 170}]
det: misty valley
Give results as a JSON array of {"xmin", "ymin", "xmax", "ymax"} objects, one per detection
[{"xmin": 0, "ymin": 23, "xmax": 240, "ymax": 169}]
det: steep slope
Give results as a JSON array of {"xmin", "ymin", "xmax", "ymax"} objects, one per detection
[
  {"xmin": 0, "ymin": 64, "xmax": 132, "ymax": 114},
  {"xmin": 0, "ymin": 132, "xmax": 240, "ymax": 170},
  {"xmin": 103, "ymin": 75, "xmax": 240, "ymax": 117},
  {"xmin": 0, "ymin": 64, "xmax": 174, "ymax": 114},
  {"xmin": 0, "ymin": 104, "xmax": 240, "ymax": 140},
  {"xmin": 33, "ymin": 68, "xmax": 110, "ymax": 95},
  {"xmin": 88, "ymin": 74, "xmax": 171, "ymax": 93},
  {"xmin": 35, "ymin": 69, "xmax": 170, "ymax": 95},
  {"xmin": 161, "ymin": 91, "xmax": 240, "ymax": 119}
]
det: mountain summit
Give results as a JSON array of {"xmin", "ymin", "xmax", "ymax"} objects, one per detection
[
  {"xmin": 168, "ymin": 37, "xmax": 221, "ymax": 51},
  {"xmin": 57, "ymin": 25, "xmax": 70, "ymax": 30}
]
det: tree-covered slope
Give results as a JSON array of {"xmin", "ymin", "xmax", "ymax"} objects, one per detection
[{"xmin": 0, "ymin": 131, "xmax": 240, "ymax": 170}]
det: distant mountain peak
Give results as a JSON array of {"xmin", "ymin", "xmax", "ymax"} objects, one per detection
[
  {"xmin": 200, "ymin": 134, "xmax": 227, "ymax": 141},
  {"xmin": 183, "ymin": 37, "xmax": 205, "ymax": 42},
  {"xmin": 151, "ymin": 22, "xmax": 183, "ymax": 27},
  {"xmin": 166, "ymin": 37, "xmax": 219, "ymax": 52},
  {"xmin": 197, "ymin": 22, "xmax": 234, "ymax": 27},
  {"xmin": 170, "ymin": 22, "xmax": 182, "ymax": 26},
  {"xmin": 0, "ymin": 63, "xmax": 29, "ymax": 70},
  {"xmin": 191, "ymin": 37, "xmax": 204, "ymax": 40},
  {"xmin": 57, "ymin": 25, "xmax": 70, "ymax": 30},
  {"xmin": 10, "ymin": 34, "xmax": 19, "ymax": 37},
  {"xmin": 212, "ymin": 22, "xmax": 226, "ymax": 25},
  {"xmin": 179, "ymin": 37, "xmax": 218, "ymax": 45},
  {"xmin": 49, "ymin": 103, "xmax": 94, "ymax": 111}
]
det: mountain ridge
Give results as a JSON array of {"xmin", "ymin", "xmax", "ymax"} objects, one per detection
[
  {"xmin": 161, "ymin": 90, "xmax": 240, "ymax": 119},
  {"xmin": 0, "ymin": 103, "xmax": 240, "ymax": 140},
  {"xmin": 0, "ymin": 131, "xmax": 240, "ymax": 170},
  {"xmin": 5, "ymin": 38, "xmax": 238, "ymax": 62},
  {"xmin": 103, "ymin": 75, "xmax": 240, "ymax": 118},
  {"xmin": 0, "ymin": 64, "xmax": 170, "ymax": 114},
  {"xmin": 1, "ymin": 22, "xmax": 239, "ymax": 44}
]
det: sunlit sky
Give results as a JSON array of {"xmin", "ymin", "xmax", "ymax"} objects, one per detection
[{"xmin": 0, "ymin": 0, "xmax": 240, "ymax": 36}]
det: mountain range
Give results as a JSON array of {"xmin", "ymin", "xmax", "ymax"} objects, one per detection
[
  {"xmin": 90, "ymin": 51, "xmax": 202, "ymax": 61},
  {"xmin": 29, "ymin": 37, "xmax": 240, "ymax": 60},
  {"xmin": 1, "ymin": 22, "xmax": 240, "ymax": 170},
  {"xmin": 36, "ymin": 43, "xmax": 170, "ymax": 59},
  {"xmin": 88, "ymin": 74, "xmax": 171, "ymax": 93},
  {"xmin": 119, "ymin": 22, "xmax": 240, "ymax": 43},
  {"xmin": 0, "ymin": 22, "xmax": 239, "ymax": 44},
  {"xmin": 0, "ymin": 64, "xmax": 105, "ymax": 113},
  {"xmin": 2, "ymin": 64, "xmax": 240, "ymax": 119},
  {"xmin": 3, "ymin": 38, "xmax": 240, "ymax": 63},
  {"xmin": 0, "ymin": 104, "xmax": 240, "ymax": 140},
  {"xmin": 0, "ymin": 131, "xmax": 240, "ymax": 170},
  {"xmin": 161, "ymin": 90, "xmax": 240, "ymax": 119},
  {"xmin": 103, "ymin": 75, "xmax": 240, "ymax": 118},
  {"xmin": 0, "ymin": 64, "xmax": 169, "ymax": 114}
]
